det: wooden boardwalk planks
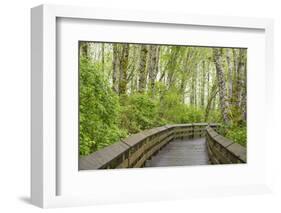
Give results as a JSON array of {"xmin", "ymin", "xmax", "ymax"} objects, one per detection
[{"xmin": 145, "ymin": 138, "xmax": 209, "ymax": 167}]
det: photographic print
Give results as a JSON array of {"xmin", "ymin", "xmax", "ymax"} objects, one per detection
[{"xmin": 78, "ymin": 41, "xmax": 247, "ymax": 170}]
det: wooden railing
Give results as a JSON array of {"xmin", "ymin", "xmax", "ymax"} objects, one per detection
[
  {"xmin": 206, "ymin": 126, "xmax": 246, "ymax": 164},
  {"xmin": 79, "ymin": 123, "xmax": 218, "ymax": 170}
]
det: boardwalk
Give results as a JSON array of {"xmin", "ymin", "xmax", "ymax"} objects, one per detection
[
  {"xmin": 145, "ymin": 138, "xmax": 210, "ymax": 167},
  {"xmin": 79, "ymin": 124, "xmax": 246, "ymax": 170}
]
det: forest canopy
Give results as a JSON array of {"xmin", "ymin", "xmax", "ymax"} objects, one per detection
[{"xmin": 79, "ymin": 42, "xmax": 247, "ymax": 156}]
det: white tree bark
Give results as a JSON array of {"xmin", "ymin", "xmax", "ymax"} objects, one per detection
[
  {"xmin": 147, "ymin": 45, "xmax": 159, "ymax": 95},
  {"xmin": 213, "ymin": 48, "xmax": 230, "ymax": 124},
  {"xmin": 138, "ymin": 45, "xmax": 148, "ymax": 93},
  {"xmin": 226, "ymin": 48, "xmax": 233, "ymax": 98}
]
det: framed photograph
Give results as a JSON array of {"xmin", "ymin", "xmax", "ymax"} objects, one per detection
[{"xmin": 31, "ymin": 4, "xmax": 274, "ymax": 208}]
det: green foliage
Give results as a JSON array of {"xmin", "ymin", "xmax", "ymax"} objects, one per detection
[
  {"xmin": 119, "ymin": 94, "xmax": 158, "ymax": 134},
  {"xmin": 184, "ymin": 107, "xmax": 205, "ymax": 123},
  {"xmin": 79, "ymin": 57, "xmax": 123, "ymax": 155},
  {"xmin": 118, "ymin": 88, "xmax": 210, "ymax": 137},
  {"xmin": 158, "ymin": 87, "xmax": 184, "ymax": 123},
  {"xmin": 218, "ymin": 123, "xmax": 247, "ymax": 147},
  {"xmin": 207, "ymin": 110, "xmax": 221, "ymax": 123},
  {"xmin": 158, "ymin": 87, "xmax": 206, "ymax": 124}
]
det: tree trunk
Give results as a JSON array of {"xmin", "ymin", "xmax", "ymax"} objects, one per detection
[
  {"xmin": 167, "ymin": 47, "xmax": 180, "ymax": 88},
  {"xmin": 190, "ymin": 63, "xmax": 198, "ymax": 106},
  {"xmin": 118, "ymin": 44, "xmax": 129, "ymax": 95},
  {"xmin": 204, "ymin": 82, "xmax": 218, "ymax": 122},
  {"xmin": 226, "ymin": 48, "xmax": 233, "ymax": 98},
  {"xmin": 237, "ymin": 49, "xmax": 246, "ymax": 108},
  {"xmin": 200, "ymin": 60, "xmax": 206, "ymax": 108},
  {"xmin": 231, "ymin": 48, "xmax": 239, "ymax": 104},
  {"xmin": 206, "ymin": 63, "xmax": 210, "ymax": 104},
  {"xmin": 112, "ymin": 44, "xmax": 119, "ymax": 93},
  {"xmin": 147, "ymin": 45, "xmax": 159, "ymax": 96},
  {"xmin": 235, "ymin": 49, "xmax": 242, "ymax": 108},
  {"xmin": 138, "ymin": 45, "xmax": 148, "ymax": 93},
  {"xmin": 238, "ymin": 49, "xmax": 247, "ymax": 121},
  {"xmin": 179, "ymin": 49, "xmax": 188, "ymax": 103},
  {"xmin": 213, "ymin": 48, "xmax": 230, "ymax": 124},
  {"xmin": 80, "ymin": 42, "xmax": 90, "ymax": 58}
]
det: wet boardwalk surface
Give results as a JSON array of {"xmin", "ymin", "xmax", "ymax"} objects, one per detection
[{"xmin": 145, "ymin": 138, "xmax": 210, "ymax": 167}]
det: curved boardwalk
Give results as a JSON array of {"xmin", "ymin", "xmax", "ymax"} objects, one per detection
[{"xmin": 145, "ymin": 138, "xmax": 209, "ymax": 167}]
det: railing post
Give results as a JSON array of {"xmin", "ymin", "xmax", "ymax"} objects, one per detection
[{"xmin": 192, "ymin": 123, "xmax": 194, "ymax": 139}]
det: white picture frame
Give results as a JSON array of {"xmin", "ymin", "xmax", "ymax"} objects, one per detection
[{"xmin": 31, "ymin": 4, "xmax": 274, "ymax": 208}]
